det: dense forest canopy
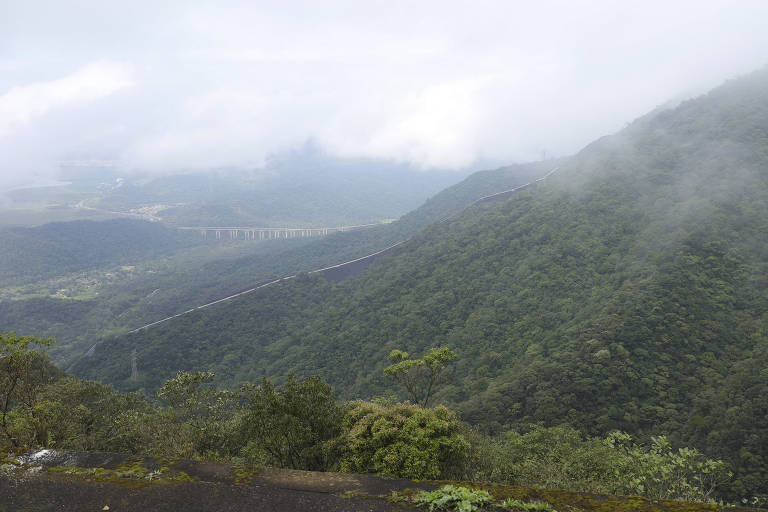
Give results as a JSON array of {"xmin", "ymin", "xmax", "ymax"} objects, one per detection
[{"xmin": 0, "ymin": 219, "xmax": 207, "ymax": 286}]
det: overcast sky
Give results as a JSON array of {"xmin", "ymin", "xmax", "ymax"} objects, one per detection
[{"xmin": 2, "ymin": 0, "xmax": 768, "ymax": 191}]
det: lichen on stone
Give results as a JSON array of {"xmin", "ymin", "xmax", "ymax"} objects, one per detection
[
  {"xmin": 47, "ymin": 459, "xmax": 196, "ymax": 488},
  {"xmin": 230, "ymin": 464, "xmax": 260, "ymax": 485}
]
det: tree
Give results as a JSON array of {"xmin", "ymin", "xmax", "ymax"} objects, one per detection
[
  {"xmin": 38, "ymin": 377, "xmax": 150, "ymax": 453},
  {"xmin": 0, "ymin": 332, "xmax": 55, "ymax": 448},
  {"xmin": 157, "ymin": 370, "xmax": 235, "ymax": 458},
  {"xmin": 236, "ymin": 374, "xmax": 343, "ymax": 471},
  {"xmin": 383, "ymin": 347, "xmax": 457, "ymax": 407}
]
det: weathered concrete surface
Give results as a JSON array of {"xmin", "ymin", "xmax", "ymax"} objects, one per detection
[{"xmin": 1, "ymin": 450, "xmax": 434, "ymax": 512}]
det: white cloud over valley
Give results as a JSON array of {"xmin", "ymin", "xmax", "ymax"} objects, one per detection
[
  {"xmin": 2, "ymin": 0, "xmax": 768, "ymax": 189},
  {"xmin": 0, "ymin": 61, "xmax": 133, "ymax": 137}
]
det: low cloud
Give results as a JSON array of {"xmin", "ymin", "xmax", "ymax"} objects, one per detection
[
  {"xmin": 0, "ymin": 61, "xmax": 133, "ymax": 137},
  {"xmin": 2, "ymin": 1, "xmax": 768, "ymax": 190}
]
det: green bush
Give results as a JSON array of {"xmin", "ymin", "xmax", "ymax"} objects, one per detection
[
  {"xmin": 465, "ymin": 425, "xmax": 731, "ymax": 503},
  {"xmin": 338, "ymin": 401, "xmax": 469, "ymax": 479},
  {"xmin": 604, "ymin": 432, "xmax": 732, "ymax": 502},
  {"xmin": 157, "ymin": 370, "xmax": 237, "ymax": 459},
  {"xmin": 415, "ymin": 485, "xmax": 492, "ymax": 512},
  {"xmin": 38, "ymin": 377, "xmax": 150, "ymax": 453},
  {"xmin": 467, "ymin": 425, "xmax": 624, "ymax": 493},
  {"xmin": 235, "ymin": 374, "xmax": 343, "ymax": 471}
]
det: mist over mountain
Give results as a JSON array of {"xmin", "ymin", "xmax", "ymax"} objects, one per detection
[
  {"xmin": 94, "ymin": 148, "xmax": 467, "ymax": 227},
  {"xmin": 2, "ymin": 146, "xmax": 467, "ymax": 230},
  {"xmin": 72, "ymin": 67, "xmax": 768, "ymax": 498}
]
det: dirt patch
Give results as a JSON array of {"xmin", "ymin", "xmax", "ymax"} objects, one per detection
[{"xmin": 255, "ymin": 466, "xmax": 435, "ymax": 496}]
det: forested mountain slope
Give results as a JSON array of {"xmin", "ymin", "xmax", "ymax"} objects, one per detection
[
  {"xmin": 1, "ymin": 161, "xmax": 540, "ymax": 363},
  {"xmin": 74, "ymin": 68, "xmax": 768, "ymax": 497}
]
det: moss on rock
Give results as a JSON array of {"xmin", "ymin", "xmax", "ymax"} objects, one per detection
[{"xmin": 47, "ymin": 458, "xmax": 197, "ymax": 488}]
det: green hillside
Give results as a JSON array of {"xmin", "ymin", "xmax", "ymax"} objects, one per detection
[
  {"xmin": 0, "ymin": 162, "xmax": 539, "ymax": 364},
  {"xmin": 73, "ymin": 68, "xmax": 768, "ymax": 498},
  {"xmin": 0, "ymin": 219, "xmax": 206, "ymax": 286}
]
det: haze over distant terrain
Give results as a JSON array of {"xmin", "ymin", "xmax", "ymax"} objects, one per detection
[{"xmin": 2, "ymin": 1, "xmax": 768, "ymax": 191}]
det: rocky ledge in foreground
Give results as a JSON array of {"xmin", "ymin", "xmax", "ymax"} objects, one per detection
[{"xmin": 0, "ymin": 450, "xmax": 764, "ymax": 512}]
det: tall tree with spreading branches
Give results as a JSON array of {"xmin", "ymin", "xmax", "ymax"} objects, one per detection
[{"xmin": 383, "ymin": 347, "xmax": 457, "ymax": 407}]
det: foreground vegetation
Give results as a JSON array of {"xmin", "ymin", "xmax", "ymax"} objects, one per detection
[{"xmin": 2, "ymin": 333, "xmax": 748, "ymax": 507}]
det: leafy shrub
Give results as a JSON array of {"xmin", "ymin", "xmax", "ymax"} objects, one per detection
[
  {"xmin": 465, "ymin": 426, "xmax": 731, "ymax": 503},
  {"xmin": 415, "ymin": 485, "xmax": 491, "ymax": 512},
  {"xmin": 466, "ymin": 425, "xmax": 624, "ymax": 493},
  {"xmin": 604, "ymin": 432, "xmax": 732, "ymax": 502},
  {"xmin": 338, "ymin": 401, "xmax": 469, "ymax": 479},
  {"xmin": 235, "ymin": 374, "xmax": 343, "ymax": 471}
]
